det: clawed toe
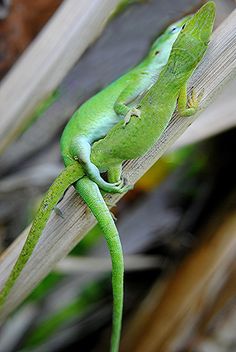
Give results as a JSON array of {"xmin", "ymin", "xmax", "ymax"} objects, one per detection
[
  {"xmin": 197, "ymin": 89, "xmax": 204, "ymax": 101},
  {"xmin": 114, "ymin": 180, "xmax": 123, "ymax": 186},
  {"xmin": 122, "ymin": 176, "xmax": 128, "ymax": 185},
  {"xmin": 116, "ymin": 184, "xmax": 133, "ymax": 193},
  {"xmin": 188, "ymin": 88, "xmax": 204, "ymax": 109}
]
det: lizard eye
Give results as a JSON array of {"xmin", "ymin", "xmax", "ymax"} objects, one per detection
[
  {"xmin": 171, "ymin": 27, "xmax": 177, "ymax": 33},
  {"xmin": 154, "ymin": 50, "xmax": 160, "ymax": 55},
  {"xmin": 182, "ymin": 24, "xmax": 186, "ymax": 29}
]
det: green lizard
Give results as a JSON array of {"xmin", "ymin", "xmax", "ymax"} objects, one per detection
[
  {"xmin": 0, "ymin": 11, "xmax": 188, "ymax": 333},
  {"xmin": 0, "ymin": 3, "xmax": 215, "ymax": 352},
  {"xmin": 91, "ymin": 2, "xmax": 215, "ymax": 170}
]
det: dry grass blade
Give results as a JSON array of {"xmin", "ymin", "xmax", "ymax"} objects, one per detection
[
  {"xmin": 0, "ymin": 0, "xmax": 121, "ymax": 153},
  {"xmin": 121, "ymin": 210, "xmax": 236, "ymax": 352},
  {"xmin": 0, "ymin": 8, "xmax": 236, "ymax": 320},
  {"xmin": 55, "ymin": 255, "xmax": 165, "ymax": 273}
]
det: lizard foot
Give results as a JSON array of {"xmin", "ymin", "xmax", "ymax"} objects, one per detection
[
  {"xmin": 188, "ymin": 88, "xmax": 204, "ymax": 110},
  {"xmin": 118, "ymin": 176, "xmax": 134, "ymax": 193},
  {"xmin": 179, "ymin": 88, "xmax": 204, "ymax": 117},
  {"xmin": 106, "ymin": 177, "xmax": 133, "ymax": 194},
  {"xmin": 123, "ymin": 107, "xmax": 141, "ymax": 126},
  {"xmin": 98, "ymin": 180, "xmax": 132, "ymax": 194}
]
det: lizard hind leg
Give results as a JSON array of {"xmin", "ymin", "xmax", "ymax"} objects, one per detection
[
  {"xmin": 107, "ymin": 164, "xmax": 122, "ymax": 183},
  {"xmin": 177, "ymin": 82, "xmax": 203, "ymax": 117},
  {"xmin": 107, "ymin": 164, "xmax": 133, "ymax": 192},
  {"xmin": 70, "ymin": 137, "xmax": 126, "ymax": 194}
]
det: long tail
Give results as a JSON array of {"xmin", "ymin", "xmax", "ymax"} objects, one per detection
[
  {"xmin": 76, "ymin": 176, "xmax": 124, "ymax": 352},
  {"xmin": 0, "ymin": 162, "xmax": 83, "ymax": 307}
]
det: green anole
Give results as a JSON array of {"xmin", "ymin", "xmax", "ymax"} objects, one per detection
[{"xmin": 0, "ymin": 2, "xmax": 215, "ymax": 352}]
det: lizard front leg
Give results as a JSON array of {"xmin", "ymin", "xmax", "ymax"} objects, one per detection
[{"xmin": 114, "ymin": 78, "xmax": 149, "ymax": 125}]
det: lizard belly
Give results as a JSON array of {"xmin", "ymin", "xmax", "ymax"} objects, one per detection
[{"xmin": 86, "ymin": 111, "xmax": 121, "ymax": 144}]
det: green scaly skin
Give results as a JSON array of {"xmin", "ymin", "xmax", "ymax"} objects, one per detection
[
  {"xmin": 92, "ymin": 2, "xmax": 215, "ymax": 171},
  {"xmin": 0, "ymin": 163, "xmax": 83, "ymax": 305},
  {"xmin": 0, "ymin": 3, "xmax": 215, "ymax": 352}
]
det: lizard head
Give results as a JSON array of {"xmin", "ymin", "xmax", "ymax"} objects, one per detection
[
  {"xmin": 183, "ymin": 1, "xmax": 216, "ymax": 46},
  {"xmin": 165, "ymin": 1, "xmax": 216, "ymax": 80},
  {"xmin": 148, "ymin": 15, "xmax": 192, "ymax": 64}
]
